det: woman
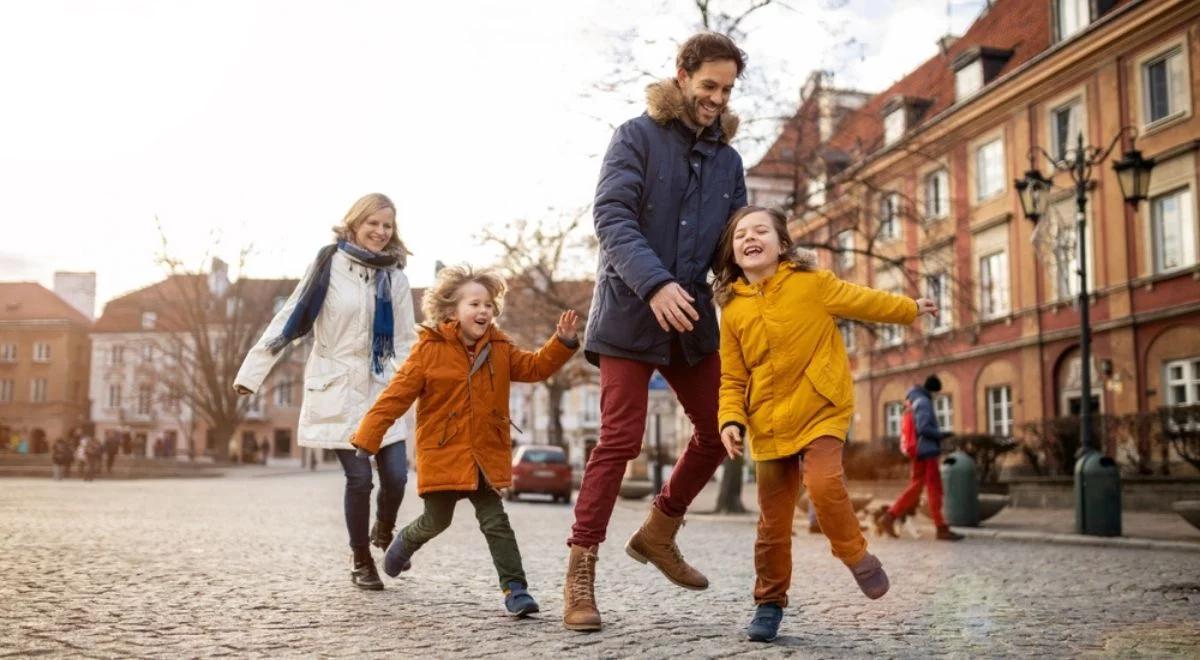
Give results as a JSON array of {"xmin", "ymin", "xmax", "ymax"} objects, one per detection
[{"xmin": 234, "ymin": 193, "xmax": 417, "ymax": 590}]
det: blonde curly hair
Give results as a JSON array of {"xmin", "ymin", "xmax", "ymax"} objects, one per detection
[{"xmin": 421, "ymin": 265, "xmax": 507, "ymax": 325}]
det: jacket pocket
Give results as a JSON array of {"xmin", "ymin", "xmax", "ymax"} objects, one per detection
[
  {"xmin": 303, "ymin": 371, "xmax": 347, "ymax": 423},
  {"xmin": 490, "ymin": 411, "xmax": 512, "ymax": 448},
  {"xmin": 434, "ymin": 411, "xmax": 460, "ymax": 448},
  {"xmin": 804, "ymin": 354, "xmax": 849, "ymax": 408}
]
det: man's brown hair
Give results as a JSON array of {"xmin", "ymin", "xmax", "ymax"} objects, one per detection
[{"xmin": 676, "ymin": 32, "xmax": 747, "ymax": 77}]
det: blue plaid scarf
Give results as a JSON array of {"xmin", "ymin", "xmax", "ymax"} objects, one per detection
[{"xmin": 267, "ymin": 240, "xmax": 399, "ymax": 374}]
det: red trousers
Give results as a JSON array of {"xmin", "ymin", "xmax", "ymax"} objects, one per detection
[
  {"xmin": 568, "ymin": 352, "xmax": 726, "ymax": 548},
  {"xmin": 889, "ymin": 456, "xmax": 945, "ymax": 527}
]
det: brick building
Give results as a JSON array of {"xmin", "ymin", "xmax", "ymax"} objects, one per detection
[{"xmin": 748, "ymin": 0, "xmax": 1200, "ymax": 463}]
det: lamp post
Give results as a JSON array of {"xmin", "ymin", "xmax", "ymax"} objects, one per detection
[{"xmin": 1015, "ymin": 127, "xmax": 1154, "ymax": 536}]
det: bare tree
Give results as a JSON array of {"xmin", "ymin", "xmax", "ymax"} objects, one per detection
[
  {"xmin": 479, "ymin": 210, "xmax": 598, "ymax": 448},
  {"xmin": 145, "ymin": 230, "xmax": 295, "ymax": 462}
]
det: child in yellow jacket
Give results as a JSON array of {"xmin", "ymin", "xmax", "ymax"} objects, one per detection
[
  {"xmin": 352, "ymin": 265, "xmax": 579, "ymax": 618},
  {"xmin": 714, "ymin": 206, "xmax": 938, "ymax": 643}
]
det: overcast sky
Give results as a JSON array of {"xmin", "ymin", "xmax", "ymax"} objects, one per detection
[{"xmin": 0, "ymin": 0, "xmax": 985, "ymax": 315}]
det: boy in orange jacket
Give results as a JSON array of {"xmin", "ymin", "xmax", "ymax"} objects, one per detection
[{"xmin": 352, "ymin": 265, "xmax": 578, "ymax": 617}]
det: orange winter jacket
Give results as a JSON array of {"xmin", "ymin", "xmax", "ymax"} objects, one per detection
[
  {"xmin": 718, "ymin": 263, "xmax": 918, "ymax": 461},
  {"xmin": 352, "ymin": 321, "xmax": 576, "ymax": 495}
]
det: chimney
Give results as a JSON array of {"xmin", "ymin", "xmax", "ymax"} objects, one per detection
[
  {"xmin": 938, "ymin": 34, "xmax": 959, "ymax": 56},
  {"xmin": 53, "ymin": 271, "xmax": 96, "ymax": 320}
]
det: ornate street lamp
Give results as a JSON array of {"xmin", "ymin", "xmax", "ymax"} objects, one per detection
[{"xmin": 1013, "ymin": 127, "xmax": 1153, "ymax": 537}]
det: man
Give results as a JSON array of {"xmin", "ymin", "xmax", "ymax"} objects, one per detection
[
  {"xmin": 564, "ymin": 32, "xmax": 747, "ymax": 632},
  {"xmin": 876, "ymin": 375, "xmax": 963, "ymax": 541}
]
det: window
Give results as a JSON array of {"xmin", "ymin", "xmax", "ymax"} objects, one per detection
[
  {"xmin": 141, "ymin": 344, "xmax": 154, "ymax": 363},
  {"xmin": 32, "ymin": 342, "xmax": 50, "ymax": 363},
  {"xmin": 884, "ymin": 401, "xmax": 904, "ymax": 438},
  {"xmin": 276, "ymin": 378, "xmax": 294, "ymax": 407},
  {"xmin": 0, "ymin": 379, "xmax": 12, "ymax": 403},
  {"xmin": 839, "ymin": 321, "xmax": 856, "ymax": 351},
  {"xmin": 582, "ymin": 388, "xmax": 600, "ymax": 425},
  {"xmin": 1143, "ymin": 47, "xmax": 1187, "ymax": 126},
  {"xmin": 955, "ymin": 61, "xmax": 983, "ymax": 99},
  {"xmin": 165, "ymin": 384, "xmax": 182, "ymax": 412},
  {"xmin": 883, "ymin": 108, "xmax": 905, "ymax": 146},
  {"xmin": 934, "ymin": 394, "xmax": 953, "ymax": 432},
  {"xmin": 979, "ymin": 251, "xmax": 1010, "ymax": 319},
  {"xmin": 110, "ymin": 345, "xmax": 125, "ymax": 366},
  {"xmin": 137, "ymin": 384, "xmax": 152, "ymax": 415},
  {"xmin": 107, "ymin": 384, "xmax": 121, "ymax": 409},
  {"xmin": 925, "ymin": 272, "xmax": 951, "ymax": 332},
  {"xmin": 1056, "ymin": 0, "xmax": 1089, "ymax": 41},
  {"xmin": 1165, "ymin": 357, "xmax": 1200, "ymax": 406},
  {"xmin": 835, "ymin": 231, "xmax": 855, "ymax": 271},
  {"xmin": 877, "ymin": 312, "xmax": 904, "ymax": 347},
  {"xmin": 986, "ymin": 386, "xmax": 1013, "ymax": 436},
  {"xmin": 806, "ymin": 177, "xmax": 826, "ymax": 208},
  {"xmin": 0, "ymin": 344, "xmax": 16, "ymax": 363},
  {"xmin": 1051, "ymin": 99, "xmax": 1083, "ymax": 161},
  {"xmin": 975, "ymin": 138, "xmax": 1005, "ymax": 201},
  {"xmin": 879, "ymin": 194, "xmax": 900, "ymax": 241},
  {"xmin": 30, "ymin": 379, "xmax": 47, "ymax": 402},
  {"xmin": 1151, "ymin": 188, "xmax": 1197, "ymax": 273},
  {"xmin": 924, "ymin": 169, "xmax": 949, "ymax": 220},
  {"xmin": 141, "ymin": 311, "xmax": 157, "ymax": 330},
  {"xmin": 248, "ymin": 392, "xmax": 262, "ymax": 413}
]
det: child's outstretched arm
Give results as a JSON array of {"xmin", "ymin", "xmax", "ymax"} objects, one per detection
[
  {"xmin": 351, "ymin": 348, "xmax": 426, "ymax": 455},
  {"xmin": 717, "ymin": 315, "xmax": 749, "ymax": 459},
  {"xmin": 819, "ymin": 270, "xmax": 936, "ymax": 326},
  {"xmin": 510, "ymin": 310, "xmax": 580, "ymax": 382}
]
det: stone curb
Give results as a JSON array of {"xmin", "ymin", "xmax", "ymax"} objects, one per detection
[{"xmin": 953, "ymin": 526, "xmax": 1200, "ymax": 553}]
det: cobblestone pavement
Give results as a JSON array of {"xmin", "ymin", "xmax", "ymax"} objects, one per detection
[{"xmin": 2, "ymin": 472, "xmax": 1199, "ymax": 658}]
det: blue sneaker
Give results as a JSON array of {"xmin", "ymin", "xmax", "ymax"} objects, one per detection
[
  {"xmin": 503, "ymin": 581, "xmax": 540, "ymax": 618},
  {"xmin": 382, "ymin": 534, "xmax": 412, "ymax": 578},
  {"xmin": 745, "ymin": 603, "xmax": 783, "ymax": 642}
]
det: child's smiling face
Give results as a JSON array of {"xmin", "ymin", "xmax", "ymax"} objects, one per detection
[
  {"xmin": 731, "ymin": 210, "xmax": 782, "ymax": 273},
  {"xmin": 454, "ymin": 281, "xmax": 495, "ymax": 343}
]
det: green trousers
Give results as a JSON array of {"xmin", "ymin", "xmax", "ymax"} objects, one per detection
[{"xmin": 400, "ymin": 476, "xmax": 526, "ymax": 589}]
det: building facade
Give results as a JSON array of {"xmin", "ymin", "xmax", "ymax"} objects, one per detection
[
  {"xmin": 748, "ymin": 0, "xmax": 1200, "ymax": 466},
  {"xmin": 0, "ymin": 282, "xmax": 94, "ymax": 450}
]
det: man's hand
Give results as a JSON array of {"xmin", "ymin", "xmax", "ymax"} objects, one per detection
[
  {"xmin": 649, "ymin": 282, "xmax": 699, "ymax": 332},
  {"xmin": 556, "ymin": 309, "xmax": 579, "ymax": 342},
  {"xmin": 720, "ymin": 425, "xmax": 744, "ymax": 459},
  {"xmin": 915, "ymin": 298, "xmax": 939, "ymax": 318}
]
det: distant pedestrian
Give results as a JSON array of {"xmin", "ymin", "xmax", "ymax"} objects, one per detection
[
  {"xmin": 104, "ymin": 435, "xmax": 120, "ymax": 474},
  {"xmin": 874, "ymin": 375, "xmax": 963, "ymax": 542},
  {"xmin": 234, "ymin": 192, "xmax": 417, "ymax": 591},
  {"xmin": 352, "ymin": 266, "xmax": 578, "ymax": 617},
  {"xmin": 77, "ymin": 435, "xmax": 100, "ymax": 481},
  {"xmin": 714, "ymin": 206, "xmax": 939, "ymax": 642},
  {"xmin": 51, "ymin": 437, "xmax": 72, "ymax": 480}
]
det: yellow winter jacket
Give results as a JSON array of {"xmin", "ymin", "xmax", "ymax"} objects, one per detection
[{"xmin": 718, "ymin": 263, "xmax": 918, "ymax": 461}]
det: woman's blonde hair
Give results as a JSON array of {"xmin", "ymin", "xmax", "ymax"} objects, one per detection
[
  {"xmin": 332, "ymin": 192, "xmax": 412, "ymax": 267},
  {"xmin": 712, "ymin": 205, "xmax": 816, "ymax": 307},
  {"xmin": 421, "ymin": 265, "xmax": 508, "ymax": 325}
]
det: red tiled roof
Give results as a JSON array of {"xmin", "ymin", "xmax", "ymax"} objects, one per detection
[
  {"xmin": 0, "ymin": 282, "xmax": 92, "ymax": 326},
  {"xmin": 93, "ymin": 274, "xmax": 297, "ymax": 333}
]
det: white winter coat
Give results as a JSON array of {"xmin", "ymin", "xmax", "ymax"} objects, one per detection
[{"xmin": 234, "ymin": 250, "xmax": 417, "ymax": 450}]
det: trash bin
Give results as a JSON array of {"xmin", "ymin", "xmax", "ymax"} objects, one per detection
[
  {"xmin": 940, "ymin": 450, "xmax": 980, "ymax": 527},
  {"xmin": 1074, "ymin": 451, "xmax": 1122, "ymax": 536}
]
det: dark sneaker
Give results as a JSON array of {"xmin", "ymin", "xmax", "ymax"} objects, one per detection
[
  {"xmin": 383, "ymin": 534, "xmax": 413, "ymax": 578},
  {"xmin": 745, "ymin": 603, "xmax": 783, "ymax": 642},
  {"xmin": 351, "ymin": 547, "xmax": 384, "ymax": 591},
  {"xmin": 370, "ymin": 521, "xmax": 395, "ymax": 551},
  {"xmin": 503, "ymin": 581, "xmax": 540, "ymax": 618},
  {"xmin": 936, "ymin": 525, "xmax": 965, "ymax": 541}
]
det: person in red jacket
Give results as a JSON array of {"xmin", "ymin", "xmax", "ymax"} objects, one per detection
[{"xmin": 875, "ymin": 375, "xmax": 963, "ymax": 541}]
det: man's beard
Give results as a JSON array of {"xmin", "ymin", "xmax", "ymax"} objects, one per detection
[{"xmin": 683, "ymin": 92, "xmax": 721, "ymax": 128}]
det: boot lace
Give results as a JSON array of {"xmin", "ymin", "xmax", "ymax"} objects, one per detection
[{"xmin": 569, "ymin": 549, "xmax": 598, "ymax": 604}]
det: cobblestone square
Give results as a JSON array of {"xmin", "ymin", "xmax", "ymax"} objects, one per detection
[{"xmin": 2, "ymin": 472, "xmax": 1199, "ymax": 658}]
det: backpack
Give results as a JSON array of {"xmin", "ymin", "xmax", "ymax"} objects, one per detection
[{"xmin": 900, "ymin": 399, "xmax": 917, "ymax": 458}]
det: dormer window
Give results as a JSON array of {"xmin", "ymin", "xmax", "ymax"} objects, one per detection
[
  {"xmin": 1055, "ymin": 0, "xmax": 1090, "ymax": 42},
  {"xmin": 953, "ymin": 47, "xmax": 1014, "ymax": 101},
  {"xmin": 881, "ymin": 96, "xmax": 931, "ymax": 147}
]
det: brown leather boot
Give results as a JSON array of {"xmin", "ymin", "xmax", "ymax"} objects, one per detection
[
  {"xmin": 936, "ymin": 525, "xmax": 965, "ymax": 541},
  {"xmin": 872, "ymin": 509, "xmax": 900, "ymax": 539},
  {"xmin": 563, "ymin": 544, "xmax": 602, "ymax": 631},
  {"xmin": 624, "ymin": 506, "xmax": 708, "ymax": 590}
]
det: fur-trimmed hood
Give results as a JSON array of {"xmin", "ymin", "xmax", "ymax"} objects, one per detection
[{"xmin": 645, "ymin": 78, "xmax": 740, "ymax": 144}]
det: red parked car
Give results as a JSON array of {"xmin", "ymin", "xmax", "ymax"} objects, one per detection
[{"xmin": 509, "ymin": 445, "xmax": 572, "ymax": 503}]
